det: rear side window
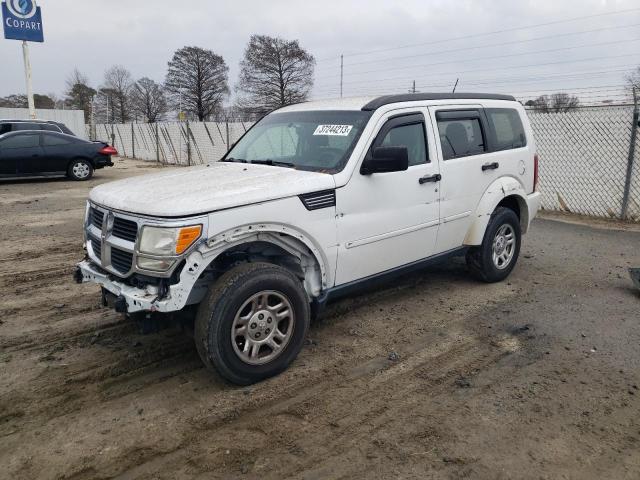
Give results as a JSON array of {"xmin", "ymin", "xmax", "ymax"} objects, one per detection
[
  {"xmin": 43, "ymin": 134, "xmax": 71, "ymax": 146},
  {"xmin": 1, "ymin": 134, "xmax": 40, "ymax": 148},
  {"xmin": 436, "ymin": 111, "xmax": 486, "ymax": 160},
  {"xmin": 40, "ymin": 123, "xmax": 61, "ymax": 132},
  {"xmin": 0, "ymin": 124, "xmax": 11, "ymax": 135},
  {"xmin": 486, "ymin": 108, "xmax": 526, "ymax": 150}
]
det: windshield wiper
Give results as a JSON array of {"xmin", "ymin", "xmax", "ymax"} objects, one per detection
[
  {"xmin": 250, "ymin": 159, "xmax": 295, "ymax": 168},
  {"xmin": 221, "ymin": 157, "xmax": 247, "ymax": 163}
]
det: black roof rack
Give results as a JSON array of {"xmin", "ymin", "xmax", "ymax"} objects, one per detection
[{"xmin": 361, "ymin": 92, "xmax": 517, "ymax": 111}]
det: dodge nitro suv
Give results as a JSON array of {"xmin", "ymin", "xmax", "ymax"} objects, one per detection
[{"xmin": 76, "ymin": 93, "xmax": 541, "ymax": 385}]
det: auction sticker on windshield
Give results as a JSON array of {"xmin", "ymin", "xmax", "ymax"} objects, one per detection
[{"xmin": 313, "ymin": 124, "xmax": 353, "ymax": 136}]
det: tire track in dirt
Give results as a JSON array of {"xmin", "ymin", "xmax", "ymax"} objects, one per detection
[{"xmin": 99, "ymin": 331, "xmax": 520, "ymax": 479}]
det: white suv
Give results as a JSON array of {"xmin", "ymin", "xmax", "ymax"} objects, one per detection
[{"xmin": 76, "ymin": 93, "xmax": 541, "ymax": 384}]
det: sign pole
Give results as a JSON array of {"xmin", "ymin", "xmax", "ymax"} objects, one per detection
[{"xmin": 21, "ymin": 40, "xmax": 36, "ymax": 118}]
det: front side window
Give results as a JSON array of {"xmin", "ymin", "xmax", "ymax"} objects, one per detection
[
  {"xmin": 378, "ymin": 122, "xmax": 427, "ymax": 167},
  {"xmin": 1, "ymin": 134, "xmax": 40, "ymax": 149},
  {"xmin": 437, "ymin": 114, "xmax": 486, "ymax": 160},
  {"xmin": 13, "ymin": 123, "xmax": 41, "ymax": 131},
  {"xmin": 486, "ymin": 108, "xmax": 527, "ymax": 150},
  {"xmin": 224, "ymin": 110, "xmax": 372, "ymax": 173}
]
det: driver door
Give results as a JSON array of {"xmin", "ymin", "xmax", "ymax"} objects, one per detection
[{"xmin": 335, "ymin": 110, "xmax": 441, "ymax": 285}]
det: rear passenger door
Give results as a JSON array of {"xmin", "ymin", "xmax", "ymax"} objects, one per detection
[
  {"xmin": 429, "ymin": 105, "xmax": 529, "ymax": 252},
  {"xmin": 429, "ymin": 106, "xmax": 496, "ymax": 252},
  {"xmin": 41, "ymin": 133, "xmax": 75, "ymax": 172}
]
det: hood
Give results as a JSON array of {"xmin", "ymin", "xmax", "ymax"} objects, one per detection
[{"xmin": 89, "ymin": 162, "xmax": 336, "ymax": 217}]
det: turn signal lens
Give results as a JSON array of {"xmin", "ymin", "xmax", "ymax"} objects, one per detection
[{"xmin": 175, "ymin": 225, "xmax": 202, "ymax": 254}]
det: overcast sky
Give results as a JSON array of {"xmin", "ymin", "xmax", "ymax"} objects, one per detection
[{"xmin": 1, "ymin": 0, "xmax": 639, "ymax": 104}]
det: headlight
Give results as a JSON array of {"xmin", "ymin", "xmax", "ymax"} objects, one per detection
[{"xmin": 139, "ymin": 225, "xmax": 202, "ymax": 256}]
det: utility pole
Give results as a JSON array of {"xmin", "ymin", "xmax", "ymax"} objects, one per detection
[
  {"xmin": 340, "ymin": 54, "xmax": 344, "ymax": 98},
  {"xmin": 411, "ymin": 80, "xmax": 416, "ymax": 94},
  {"xmin": 22, "ymin": 41, "xmax": 36, "ymax": 119}
]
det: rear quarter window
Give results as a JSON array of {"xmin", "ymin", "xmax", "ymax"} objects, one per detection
[{"xmin": 486, "ymin": 108, "xmax": 527, "ymax": 150}]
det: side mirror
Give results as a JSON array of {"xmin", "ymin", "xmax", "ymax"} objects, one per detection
[{"xmin": 360, "ymin": 146, "xmax": 409, "ymax": 175}]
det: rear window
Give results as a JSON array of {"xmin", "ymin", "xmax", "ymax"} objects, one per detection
[{"xmin": 486, "ymin": 108, "xmax": 526, "ymax": 150}]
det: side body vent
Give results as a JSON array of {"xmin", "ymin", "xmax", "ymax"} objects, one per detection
[{"xmin": 299, "ymin": 190, "xmax": 336, "ymax": 211}]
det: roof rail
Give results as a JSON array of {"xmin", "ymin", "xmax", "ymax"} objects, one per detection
[{"xmin": 361, "ymin": 92, "xmax": 517, "ymax": 111}]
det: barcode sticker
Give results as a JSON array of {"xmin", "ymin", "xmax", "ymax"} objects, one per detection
[{"xmin": 313, "ymin": 124, "xmax": 353, "ymax": 136}]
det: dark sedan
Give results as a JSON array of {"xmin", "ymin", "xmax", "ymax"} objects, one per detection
[{"xmin": 0, "ymin": 131, "xmax": 117, "ymax": 181}]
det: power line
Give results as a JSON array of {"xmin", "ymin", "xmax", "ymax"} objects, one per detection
[
  {"xmin": 312, "ymin": 66, "xmax": 634, "ymax": 95},
  {"xmin": 314, "ymin": 37, "xmax": 640, "ymax": 81},
  {"xmin": 313, "ymin": 53, "xmax": 639, "ymax": 91},
  {"xmin": 315, "ymin": 7, "xmax": 640, "ymax": 62},
  {"xmin": 315, "ymin": 23, "xmax": 640, "ymax": 71}
]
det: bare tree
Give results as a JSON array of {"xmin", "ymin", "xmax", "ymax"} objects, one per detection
[
  {"xmin": 530, "ymin": 93, "xmax": 579, "ymax": 113},
  {"xmin": 236, "ymin": 34, "xmax": 315, "ymax": 117},
  {"xmin": 165, "ymin": 46, "xmax": 229, "ymax": 121},
  {"xmin": 550, "ymin": 93, "xmax": 579, "ymax": 113},
  {"xmin": 64, "ymin": 68, "xmax": 96, "ymax": 122},
  {"xmin": 626, "ymin": 66, "xmax": 640, "ymax": 100},
  {"xmin": 102, "ymin": 65, "xmax": 134, "ymax": 123},
  {"xmin": 130, "ymin": 77, "xmax": 168, "ymax": 123},
  {"xmin": 531, "ymin": 95, "xmax": 550, "ymax": 113}
]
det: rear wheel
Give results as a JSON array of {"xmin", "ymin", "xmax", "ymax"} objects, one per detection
[
  {"xmin": 466, "ymin": 207, "xmax": 521, "ymax": 283},
  {"xmin": 194, "ymin": 262, "xmax": 310, "ymax": 385},
  {"xmin": 67, "ymin": 159, "xmax": 93, "ymax": 181}
]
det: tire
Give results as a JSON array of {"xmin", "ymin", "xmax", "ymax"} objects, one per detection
[
  {"xmin": 67, "ymin": 159, "xmax": 93, "ymax": 181},
  {"xmin": 466, "ymin": 207, "xmax": 521, "ymax": 283},
  {"xmin": 194, "ymin": 262, "xmax": 310, "ymax": 385}
]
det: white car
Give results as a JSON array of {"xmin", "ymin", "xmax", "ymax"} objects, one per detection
[{"xmin": 76, "ymin": 93, "xmax": 541, "ymax": 384}]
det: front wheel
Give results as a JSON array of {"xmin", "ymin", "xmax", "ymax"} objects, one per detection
[
  {"xmin": 466, "ymin": 207, "xmax": 521, "ymax": 283},
  {"xmin": 67, "ymin": 159, "xmax": 93, "ymax": 181},
  {"xmin": 194, "ymin": 262, "xmax": 310, "ymax": 385}
]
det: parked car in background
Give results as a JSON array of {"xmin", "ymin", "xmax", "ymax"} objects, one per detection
[
  {"xmin": 76, "ymin": 92, "xmax": 541, "ymax": 385},
  {"xmin": 0, "ymin": 119, "xmax": 75, "ymax": 136},
  {"xmin": 0, "ymin": 131, "xmax": 117, "ymax": 180}
]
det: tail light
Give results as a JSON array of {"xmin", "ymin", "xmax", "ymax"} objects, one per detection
[
  {"xmin": 99, "ymin": 145, "xmax": 118, "ymax": 156},
  {"xmin": 533, "ymin": 153, "xmax": 539, "ymax": 192}
]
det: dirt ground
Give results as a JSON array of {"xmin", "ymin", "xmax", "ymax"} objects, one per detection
[{"xmin": 1, "ymin": 159, "xmax": 639, "ymax": 480}]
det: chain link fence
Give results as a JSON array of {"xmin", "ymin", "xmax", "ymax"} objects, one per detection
[
  {"xmin": 87, "ymin": 120, "xmax": 253, "ymax": 166},
  {"xmin": 88, "ymin": 103, "xmax": 640, "ymax": 222},
  {"xmin": 528, "ymin": 105, "xmax": 639, "ymax": 221}
]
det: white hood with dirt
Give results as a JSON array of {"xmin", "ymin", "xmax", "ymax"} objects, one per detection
[{"xmin": 89, "ymin": 162, "xmax": 335, "ymax": 217}]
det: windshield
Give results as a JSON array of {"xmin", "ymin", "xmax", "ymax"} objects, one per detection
[{"xmin": 224, "ymin": 110, "xmax": 372, "ymax": 173}]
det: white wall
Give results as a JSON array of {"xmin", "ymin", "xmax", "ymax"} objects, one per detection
[{"xmin": 0, "ymin": 107, "xmax": 87, "ymax": 138}]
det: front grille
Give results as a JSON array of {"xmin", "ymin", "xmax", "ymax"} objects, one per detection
[
  {"xmin": 89, "ymin": 235, "xmax": 102, "ymax": 260},
  {"xmin": 110, "ymin": 247, "xmax": 133, "ymax": 274},
  {"xmin": 299, "ymin": 190, "xmax": 336, "ymax": 211},
  {"xmin": 90, "ymin": 207, "xmax": 104, "ymax": 230},
  {"xmin": 112, "ymin": 217, "xmax": 138, "ymax": 242}
]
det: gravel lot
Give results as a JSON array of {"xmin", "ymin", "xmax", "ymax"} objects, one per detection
[{"xmin": 1, "ymin": 159, "xmax": 639, "ymax": 480}]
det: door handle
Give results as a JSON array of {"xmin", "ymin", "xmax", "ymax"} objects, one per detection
[
  {"xmin": 419, "ymin": 173, "xmax": 441, "ymax": 184},
  {"xmin": 482, "ymin": 162, "xmax": 499, "ymax": 171}
]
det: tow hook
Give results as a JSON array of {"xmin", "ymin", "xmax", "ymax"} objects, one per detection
[
  {"xmin": 114, "ymin": 295, "xmax": 128, "ymax": 313},
  {"xmin": 73, "ymin": 266, "xmax": 83, "ymax": 284}
]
